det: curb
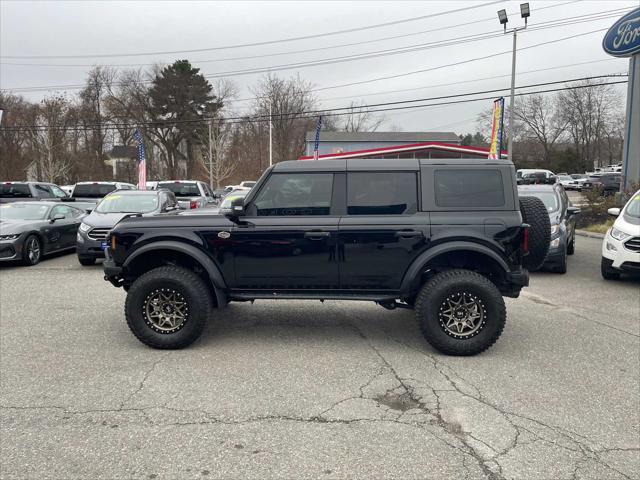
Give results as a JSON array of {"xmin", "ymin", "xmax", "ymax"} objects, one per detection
[{"xmin": 576, "ymin": 230, "xmax": 605, "ymax": 239}]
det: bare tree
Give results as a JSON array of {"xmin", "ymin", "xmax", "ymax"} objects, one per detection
[
  {"xmin": 251, "ymin": 74, "xmax": 319, "ymax": 163},
  {"xmin": 340, "ymin": 101, "xmax": 385, "ymax": 132},
  {"xmin": 513, "ymin": 94, "xmax": 568, "ymax": 165},
  {"xmin": 558, "ymin": 80, "xmax": 621, "ymax": 170},
  {"xmin": 28, "ymin": 96, "xmax": 74, "ymax": 183}
]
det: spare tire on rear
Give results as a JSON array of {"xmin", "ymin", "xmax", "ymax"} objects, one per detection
[{"xmin": 519, "ymin": 196, "xmax": 551, "ymax": 271}]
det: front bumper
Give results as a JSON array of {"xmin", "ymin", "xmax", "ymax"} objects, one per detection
[
  {"xmin": 76, "ymin": 231, "xmax": 106, "ymax": 258},
  {"xmin": 602, "ymin": 229, "xmax": 640, "ymax": 269},
  {"xmin": 103, "ymin": 257, "xmax": 124, "ymax": 287},
  {"xmin": 0, "ymin": 237, "xmax": 24, "ymax": 262}
]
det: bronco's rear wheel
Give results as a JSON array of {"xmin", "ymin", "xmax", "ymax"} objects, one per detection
[
  {"xmin": 519, "ymin": 196, "xmax": 551, "ymax": 271},
  {"xmin": 125, "ymin": 265, "xmax": 213, "ymax": 349},
  {"xmin": 415, "ymin": 269, "xmax": 506, "ymax": 356}
]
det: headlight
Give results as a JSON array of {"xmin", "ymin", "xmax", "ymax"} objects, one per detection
[
  {"xmin": 0, "ymin": 234, "xmax": 19, "ymax": 240},
  {"xmin": 610, "ymin": 227, "xmax": 630, "ymax": 242},
  {"xmin": 550, "ymin": 224, "xmax": 560, "ymax": 236},
  {"xmin": 79, "ymin": 223, "xmax": 91, "ymax": 233},
  {"xmin": 550, "ymin": 238, "xmax": 561, "ymax": 248}
]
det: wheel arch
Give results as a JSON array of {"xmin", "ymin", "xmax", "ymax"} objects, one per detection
[
  {"xmin": 123, "ymin": 241, "xmax": 227, "ymax": 307},
  {"xmin": 401, "ymin": 242, "xmax": 510, "ymax": 297}
]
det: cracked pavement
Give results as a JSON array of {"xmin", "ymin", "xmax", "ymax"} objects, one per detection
[{"xmin": 1, "ymin": 236, "xmax": 638, "ymax": 479}]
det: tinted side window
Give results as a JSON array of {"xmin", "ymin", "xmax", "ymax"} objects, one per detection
[
  {"xmin": 347, "ymin": 172, "xmax": 417, "ymax": 215},
  {"xmin": 35, "ymin": 184, "xmax": 54, "ymax": 198},
  {"xmin": 253, "ymin": 173, "xmax": 333, "ymax": 216},
  {"xmin": 435, "ymin": 169, "xmax": 504, "ymax": 208}
]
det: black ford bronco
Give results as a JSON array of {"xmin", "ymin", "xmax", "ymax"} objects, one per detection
[{"xmin": 103, "ymin": 158, "xmax": 549, "ymax": 355}]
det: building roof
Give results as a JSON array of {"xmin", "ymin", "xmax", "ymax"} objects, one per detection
[
  {"xmin": 304, "ymin": 131, "xmax": 460, "ymax": 143},
  {"xmin": 298, "ymin": 142, "xmax": 506, "ymax": 160}
]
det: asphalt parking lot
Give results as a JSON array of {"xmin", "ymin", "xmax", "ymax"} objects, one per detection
[{"xmin": 0, "ymin": 235, "xmax": 638, "ymax": 480}]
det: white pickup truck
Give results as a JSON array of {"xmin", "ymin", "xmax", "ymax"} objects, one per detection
[{"xmin": 156, "ymin": 180, "xmax": 216, "ymax": 210}]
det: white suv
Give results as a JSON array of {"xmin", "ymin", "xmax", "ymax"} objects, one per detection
[{"xmin": 601, "ymin": 189, "xmax": 640, "ymax": 280}]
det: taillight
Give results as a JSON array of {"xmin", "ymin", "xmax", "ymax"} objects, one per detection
[
  {"xmin": 190, "ymin": 200, "xmax": 197, "ymax": 209},
  {"xmin": 522, "ymin": 227, "xmax": 529, "ymax": 255}
]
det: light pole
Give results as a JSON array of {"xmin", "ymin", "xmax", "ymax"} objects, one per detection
[
  {"xmin": 498, "ymin": 3, "xmax": 530, "ymax": 162},
  {"xmin": 268, "ymin": 100, "xmax": 273, "ymax": 167},
  {"xmin": 208, "ymin": 119, "xmax": 214, "ymax": 189}
]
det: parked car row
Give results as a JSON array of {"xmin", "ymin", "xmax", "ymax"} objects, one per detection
[
  {"xmin": 0, "ymin": 177, "xmax": 258, "ymax": 266},
  {"xmin": 516, "ymin": 169, "xmax": 621, "ymax": 194}
]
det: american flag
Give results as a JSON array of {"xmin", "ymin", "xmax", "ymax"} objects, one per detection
[
  {"xmin": 133, "ymin": 129, "xmax": 146, "ymax": 190},
  {"xmin": 313, "ymin": 116, "xmax": 323, "ymax": 160}
]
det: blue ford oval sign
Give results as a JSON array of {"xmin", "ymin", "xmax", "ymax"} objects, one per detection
[{"xmin": 603, "ymin": 8, "xmax": 640, "ymax": 57}]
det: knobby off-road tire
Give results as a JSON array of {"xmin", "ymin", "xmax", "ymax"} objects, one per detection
[
  {"xmin": 125, "ymin": 265, "xmax": 213, "ymax": 349},
  {"xmin": 415, "ymin": 269, "xmax": 506, "ymax": 356},
  {"xmin": 519, "ymin": 196, "xmax": 551, "ymax": 271}
]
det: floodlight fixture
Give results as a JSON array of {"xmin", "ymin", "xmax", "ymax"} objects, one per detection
[
  {"xmin": 520, "ymin": 3, "xmax": 530, "ymax": 19},
  {"xmin": 498, "ymin": 9, "xmax": 508, "ymax": 29}
]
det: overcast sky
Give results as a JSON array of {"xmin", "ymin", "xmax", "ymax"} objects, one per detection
[{"xmin": 0, "ymin": 0, "xmax": 635, "ymax": 135}]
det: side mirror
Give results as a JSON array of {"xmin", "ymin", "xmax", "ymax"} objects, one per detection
[
  {"xmin": 85, "ymin": 208, "xmax": 93, "ymax": 214},
  {"xmin": 224, "ymin": 196, "xmax": 246, "ymax": 219},
  {"xmin": 567, "ymin": 206, "xmax": 581, "ymax": 216},
  {"xmin": 50, "ymin": 213, "xmax": 65, "ymax": 223},
  {"xmin": 607, "ymin": 207, "xmax": 621, "ymax": 217}
]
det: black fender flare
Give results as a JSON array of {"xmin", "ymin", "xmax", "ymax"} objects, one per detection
[
  {"xmin": 123, "ymin": 241, "xmax": 227, "ymax": 307},
  {"xmin": 400, "ymin": 241, "xmax": 510, "ymax": 295}
]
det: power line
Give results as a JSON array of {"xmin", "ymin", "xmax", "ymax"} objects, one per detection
[
  {"xmin": 0, "ymin": 1, "xmax": 503, "ymax": 59},
  {"xmin": 3, "ymin": 0, "xmax": 603, "ymax": 68},
  {"xmin": 2, "ymin": 23, "xmax": 616, "ymax": 94},
  {"xmin": 1, "ymin": 75, "xmax": 627, "ymax": 131},
  {"xmin": 314, "ymin": 59, "xmax": 622, "ymax": 104},
  {"xmin": 311, "ymin": 27, "xmax": 610, "ymax": 93}
]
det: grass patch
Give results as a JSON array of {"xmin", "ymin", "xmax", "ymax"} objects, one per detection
[{"xmin": 582, "ymin": 218, "xmax": 615, "ymax": 234}]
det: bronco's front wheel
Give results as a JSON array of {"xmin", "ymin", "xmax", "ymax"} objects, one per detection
[
  {"xmin": 125, "ymin": 265, "xmax": 213, "ymax": 349},
  {"xmin": 415, "ymin": 269, "xmax": 506, "ymax": 356}
]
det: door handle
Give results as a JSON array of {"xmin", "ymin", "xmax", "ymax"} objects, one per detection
[
  {"xmin": 304, "ymin": 231, "xmax": 331, "ymax": 239},
  {"xmin": 395, "ymin": 230, "xmax": 424, "ymax": 238}
]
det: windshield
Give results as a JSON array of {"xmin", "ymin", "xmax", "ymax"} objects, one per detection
[
  {"xmin": 0, "ymin": 203, "xmax": 49, "ymax": 220},
  {"xmin": 158, "ymin": 182, "xmax": 200, "ymax": 197},
  {"xmin": 529, "ymin": 192, "xmax": 559, "ymax": 212},
  {"xmin": 73, "ymin": 184, "xmax": 117, "ymax": 198},
  {"xmin": 0, "ymin": 184, "xmax": 32, "ymax": 198},
  {"xmin": 220, "ymin": 192, "xmax": 247, "ymax": 209},
  {"xmin": 558, "ymin": 175, "xmax": 572, "ymax": 181},
  {"xmin": 571, "ymin": 174, "xmax": 586, "ymax": 179},
  {"xmin": 96, "ymin": 193, "xmax": 158, "ymax": 213},
  {"xmin": 624, "ymin": 193, "xmax": 640, "ymax": 218}
]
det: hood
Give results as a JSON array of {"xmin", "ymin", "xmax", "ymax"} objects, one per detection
[
  {"xmin": 113, "ymin": 212, "xmax": 233, "ymax": 232},
  {"xmin": 0, "ymin": 218, "xmax": 45, "ymax": 235},
  {"xmin": 83, "ymin": 211, "xmax": 145, "ymax": 229}
]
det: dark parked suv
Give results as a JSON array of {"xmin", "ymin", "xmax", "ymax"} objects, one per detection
[{"xmin": 103, "ymin": 158, "xmax": 549, "ymax": 356}]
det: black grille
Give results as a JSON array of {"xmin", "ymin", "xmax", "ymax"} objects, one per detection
[
  {"xmin": 87, "ymin": 228, "xmax": 110, "ymax": 241},
  {"xmin": 0, "ymin": 245, "xmax": 16, "ymax": 258},
  {"xmin": 624, "ymin": 237, "xmax": 640, "ymax": 252}
]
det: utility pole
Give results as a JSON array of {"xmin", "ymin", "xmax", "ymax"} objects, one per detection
[
  {"xmin": 208, "ymin": 119, "xmax": 213, "ymax": 189},
  {"xmin": 268, "ymin": 100, "xmax": 273, "ymax": 167},
  {"xmin": 498, "ymin": 3, "xmax": 530, "ymax": 162},
  {"xmin": 508, "ymin": 29, "xmax": 518, "ymax": 163}
]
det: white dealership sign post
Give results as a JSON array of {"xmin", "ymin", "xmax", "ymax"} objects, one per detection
[{"xmin": 603, "ymin": 8, "xmax": 640, "ymax": 191}]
